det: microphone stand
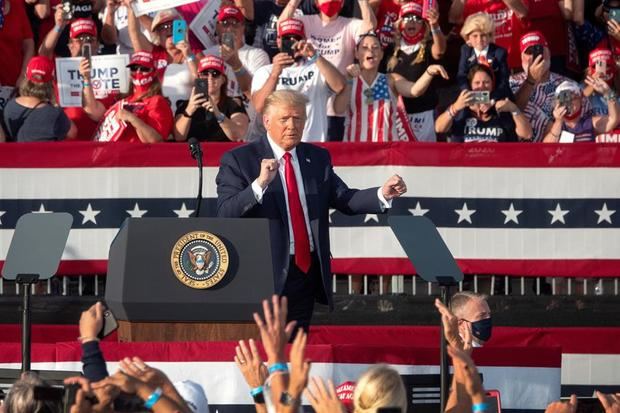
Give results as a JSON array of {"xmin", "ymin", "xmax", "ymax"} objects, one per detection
[{"xmin": 188, "ymin": 138, "xmax": 203, "ymax": 217}]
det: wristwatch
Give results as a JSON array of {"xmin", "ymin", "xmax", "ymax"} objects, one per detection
[
  {"xmin": 215, "ymin": 112, "xmax": 226, "ymax": 123},
  {"xmin": 279, "ymin": 391, "xmax": 298, "ymax": 406}
]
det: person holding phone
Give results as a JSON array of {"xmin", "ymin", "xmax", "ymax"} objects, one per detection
[
  {"xmin": 174, "ymin": 55, "xmax": 249, "ymax": 142},
  {"xmin": 510, "ymin": 31, "xmax": 583, "ymax": 141},
  {"xmin": 543, "ymin": 79, "xmax": 619, "ymax": 142},
  {"xmin": 251, "ymin": 18, "xmax": 346, "ymax": 142},
  {"xmin": 436, "ymin": 64, "xmax": 532, "ymax": 142},
  {"xmin": 333, "ymin": 31, "xmax": 448, "ymax": 142},
  {"xmin": 90, "ymin": 51, "xmax": 173, "ymax": 142},
  {"xmin": 386, "ymin": 0, "xmax": 446, "ymax": 142}
]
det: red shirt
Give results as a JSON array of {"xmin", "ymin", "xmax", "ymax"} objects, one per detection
[
  {"xmin": 376, "ymin": 0, "xmax": 400, "ymax": 48},
  {"xmin": 0, "ymin": 0, "xmax": 34, "ymax": 86},
  {"xmin": 524, "ymin": 0, "xmax": 568, "ymax": 57},
  {"xmin": 119, "ymin": 94, "xmax": 173, "ymax": 142},
  {"xmin": 463, "ymin": 0, "xmax": 525, "ymax": 69},
  {"xmin": 64, "ymin": 94, "xmax": 117, "ymax": 140}
]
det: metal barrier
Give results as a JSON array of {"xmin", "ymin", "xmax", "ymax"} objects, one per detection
[{"xmin": 0, "ymin": 275, "xmax": 618, "ymax": 297}]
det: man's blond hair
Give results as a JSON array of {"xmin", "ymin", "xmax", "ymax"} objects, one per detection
[{"xmin": 263, "ymin": 90, "xmax": 308, "ymax": 117}]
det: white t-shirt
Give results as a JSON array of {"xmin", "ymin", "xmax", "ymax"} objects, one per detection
[
  {"xmin": 204, "ymin": 44, "xmax": 270, "ymax": 141},
  {"xmin": 298, "ymin": 15, "xmax": 363, "ymax": 116},
  {"xmin": 100, "ymin": 6, "xmax": 153, "ymax": 55},
  {"xmin": 251, "ymin": 61, "xmax": 331, "ymax": 142}
]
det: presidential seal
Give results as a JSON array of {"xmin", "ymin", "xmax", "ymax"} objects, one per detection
[{"xmin": 171, "ymin": 231, "xmax": 229, "ymax": 289}]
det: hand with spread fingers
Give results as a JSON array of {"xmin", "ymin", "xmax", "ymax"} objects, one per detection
[
  {"xmin": 304, "ymin": 377, "xmax": 347, "ymax": 413},
  {"xmin": 597, "ymin": 391, "xmax": 620, "ymax": 413},
  {"xmin": 235, "ymin": 338, "xmax": 268, "ymax": 389},
  {"xmin": 252, "ymin": 295, "xmax": 296, "ymax": 363}
]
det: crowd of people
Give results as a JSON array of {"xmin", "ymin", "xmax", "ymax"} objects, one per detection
[
  {"xmin": 2, "ymin": 0, "xmax": 620, "ymax": 143},
  {"xmin": 0, "ymin": 295, "xmax": 618, "ymax": 413}
]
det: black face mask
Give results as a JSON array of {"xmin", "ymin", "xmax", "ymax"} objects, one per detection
[{"xmin": 470, "ymin": 317, "xmax": 492, "ymax": 342}]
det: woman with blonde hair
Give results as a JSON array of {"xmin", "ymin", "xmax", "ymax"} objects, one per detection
[
  {"xmin": 353, "ymin": 365, "xmax": 407, "ymax": 413},
  {"xmin": 387, "ymin": 0, "xmax": 446, "ymax": 142}
]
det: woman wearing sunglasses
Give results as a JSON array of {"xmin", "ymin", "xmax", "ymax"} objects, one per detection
[
  {"xmin": 386, "ymin": 1, "xmax": 446, "ymax": 142},
  {"xmin": 123, "ymin": 3, "xmax": 199, "ymax": 110},
  {"xmin": 334, "ymin": 31, "xmax": 447, "ymax": 142},
  {"xmin": 174, "ymin": 55, "xmax": 249, "ymax": 142},
  {"xmin": 90, "ymin": 52, "xmax": 174, "ymax": 142}
]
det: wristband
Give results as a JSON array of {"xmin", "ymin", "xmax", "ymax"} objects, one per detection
[
  {"xmin": 77, "ymin": 336, "xmax": 99, "ymax": 343},
  {"xmin": 186, "ymin": 54, "xmax": 196, "ymax": 62},
  {"xmin": 431, "ymin": 27, "xmax": 442, "ymax": 35},
  {"xmin": 472, "ymin": 402, "xmax": 488, "ymax": 412},
  {"xmin": 182, "ymin": 110, "xmax": 192, "ymax": 118},
  {"xmin": 234, "ymin": 65, "xmax": 248, "ymax": 76},
  {"xmin": 307, "ymin": 53, "xmax": 319, "ymax": 64},
  {"xmin": 215, "ymin": 112, "xmax": 226, "ymax": 123},
  {"xmin": 144, "ymin": 387, "xmax": 163, "ymax": 409},
  {"xmin": 268, "ymin": 362, "xmax": 288, "ymax": 374},
  {"xmin": 82, "ymin": 81, "xmax": 91, "ymax": 88},
  {"xmin": 54, "ymin": 24, "xmax": 63, "ymax": 33}
]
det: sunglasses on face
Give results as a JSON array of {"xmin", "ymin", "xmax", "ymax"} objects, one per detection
[
  {"xmin": 220, "ymin": 19, "xmax": 240, "ymax": 27},
  {"xmin": 155, "ymin": 22, "xmax": 173, "ymax": 33},
  {"xmin": 130, "ymin": 66, "xmax": 153, "ymax": 73},
  {"xmin": 402, "ymin": 15, "xmax": 423, "ymax": 23},
  {"xmin": 73, "ymin": 35, "xmax": 96, "ymax": 43},
  {"xmin": 199, "ymin": 70, "xmax": 222, "ymax": 78}
]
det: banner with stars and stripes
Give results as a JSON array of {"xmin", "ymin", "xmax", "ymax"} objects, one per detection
[{"xmin": 0, "ymin": 141, "xmax": 619, "ymax": 277}]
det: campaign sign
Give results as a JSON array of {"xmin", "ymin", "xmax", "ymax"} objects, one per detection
[
  {"xmin": 0, "ymin": 86, "xmax": 15, "ymax": 110},
  {"xmin": 189, "ymin": 0, "xmax": 222, "ymax": 49},
  {"xmin": 132, "ymin": 0, "xmax": 199, "ymax": 17},
  {"xmin": 56, "ymin": 55, "xmax": 130, "ymax": 107}
]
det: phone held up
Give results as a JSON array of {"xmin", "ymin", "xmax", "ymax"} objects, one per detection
[
  {"xmin": 195, "ymin": 78, "xmax": 209, "ymax": 97},
  {"xmin": 470, "ymin": 90, "xmax": 491, "ymax": 105},
  {"xmin": 281, "ymin": 36, "xmax": 297, "ymax": 58},
  {"xmin": 61, "ymin": 0, "xmax": 74, "ymax": 20},
  {"xmin": 98, "ymin": 307, "xmax": 118, "ymax": 339},
  {"xmin": 81, "ymin": 43, "xmax": 91, "ymax": 65},
  {"xmin": 221, "ymin": 32, "xmax": 235, "ymax": 50},
  {"xmin": 172, "ymin": 19, "xmax": 187, "ymax": 45},
  {"xmin": 33, "ymin": 384, "xmax": 82, "ymax": 413}
]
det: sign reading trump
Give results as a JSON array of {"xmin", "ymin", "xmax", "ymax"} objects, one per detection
[{"xmin": 56, "ymin": 55, "xmax": 130, "ymax": 107}]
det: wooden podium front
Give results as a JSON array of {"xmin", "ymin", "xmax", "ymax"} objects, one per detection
[{"xmin": 118, "ymin": 321, "xmax": 260, "ymax": 342}]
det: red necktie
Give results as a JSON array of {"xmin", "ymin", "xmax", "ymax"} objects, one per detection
[
  {"xmin": 478, "ymin": 54, "xmax": 487, "ymax": 66},
  {"xmin": 283, "ymin": 152, "xmax": 311, "ymax": 273}
]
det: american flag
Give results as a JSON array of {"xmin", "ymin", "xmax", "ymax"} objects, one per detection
[{"xmin": 0, "ymin": 142, "xmax": 618, "ymax": 277}]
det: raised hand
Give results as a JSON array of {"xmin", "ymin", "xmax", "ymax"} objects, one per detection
[
  {"xmin": 234, "ymin": 339, "xmax": 269, "ymax": 389},
  {"xmin": 435, "ymin": 298, "xmax": 468, "ymax": 352},
  {"xmin": 381, "ymin": 174, "xmax": 407, "ymax": 200},
  {"xmin": 257, "ymin": 159, "xmax": 279, "ymax": 189},
  {"xmin": 289, "ymin": 330, "xmax": 311, "ymax": 396},
  {"xmin": 252, "ymin": 295, "xmax": 296, "ymax": 363},
  {"xmin": 304, "ymin": 377, "xmax": 347, "ymax": 413},
  {"xmin": 545, "ymin": 395, "xmax": 578, "ymax": 413}
]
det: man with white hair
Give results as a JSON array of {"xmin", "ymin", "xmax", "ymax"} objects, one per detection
[{"xmin": 435, "ymin": 291, "xmax": 492, "ymax": 350}]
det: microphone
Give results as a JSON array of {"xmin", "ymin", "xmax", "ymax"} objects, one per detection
[
  {"xmin": 188, "ymin": 137, "xmax": 203, "ymax": 161},
  {"xmin": 188, "ymin": 137, "xmax": 203, "ymax": 218}
]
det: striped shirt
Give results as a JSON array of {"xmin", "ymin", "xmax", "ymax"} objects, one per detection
[{"xmin": 344, "ymin": 73, "xmax": 397, "ymax": 142}]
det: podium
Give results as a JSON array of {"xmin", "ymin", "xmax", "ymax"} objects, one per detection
[{"xmin": 105, "ymin": 218, "xmax": 275, "ymax": 342}]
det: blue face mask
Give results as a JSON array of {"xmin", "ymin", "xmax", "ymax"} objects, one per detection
[{"xmin": 470, "ymin": 317, "xmax": 492, "ymax": 343}]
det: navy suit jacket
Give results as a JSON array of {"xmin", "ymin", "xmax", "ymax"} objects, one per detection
[
  {"xmin": 216, "ymin": 137, "xmax": 383, "ymax": 305},
  {"xmin": 457, "ymin": 43, "xmax": 513, "ymax": 101}
]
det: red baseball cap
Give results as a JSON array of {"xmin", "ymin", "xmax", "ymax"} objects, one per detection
[
  {"xmin": 589, "ymin": 48, "xmax": 613, "ymax": 67},
  {"xmin": 70, "ymin": 18, "xmax": 97, "ymax": 38},
  {"xmin": 127, "ymin": 51, "xmax": 155, "ymax": 70},
  {"xmin": 399, "ymin": 0, "xmax": 423, "ymax": 18},
  {"xmin": 335, "ymin": 381, "xmax": 355, "ymax": 413},
  {"xmin": 278, "ymin": 18, "xmax": 305, "ymax": 38},
  {"xmin": 217, "ymin": 5, "xmax": 244, "ymax": 23},
  {"xmin": 519, "ymin": 31, "xmax": 548, "ymax": 54},
  {"xmin": 198, "ymin": 55, "xmax": 225, "ymax": 73},
  {"xmin": 26, "ymin": 56, "xmax": 54, "ymax": 84}
]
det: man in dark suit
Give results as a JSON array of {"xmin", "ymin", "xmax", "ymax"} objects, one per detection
[{"xmin": 216, "ymin": 90, "xmax": 407, "ymax": 330}]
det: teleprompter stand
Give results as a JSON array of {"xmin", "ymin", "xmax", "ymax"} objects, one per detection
[
  {"xmin": 0, "ymin": 213, "xmax": 77, "ymax": 384},
  {"xmin": 388, "ymin": 216, "xmax": 463, "ymax": 412}
]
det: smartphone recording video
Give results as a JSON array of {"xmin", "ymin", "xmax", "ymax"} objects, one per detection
[
  {"xmin": 221, "ymin": 32, "xmax": 235, "ymax": 50},
  {"xmin": 195, "ymin": 78, "xmax": 209, "ymax": 97},
  {"xmin": 172, "ymin": 19, "xmax": 187, "ymax": 45},
  {"xmin": 530, "ymin": 44, "xmax": 543, "ymax": 61},
  {"xmin": 470, "ymin": 91, "xmax": 491, "ymax": 105},
  {"xmin": 281, "ymin": 37, "xmax": 297, "ymax": 58},
  {"xmin": 81, "ymin": 43, "xmax": 91, "ymax": 65}
]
